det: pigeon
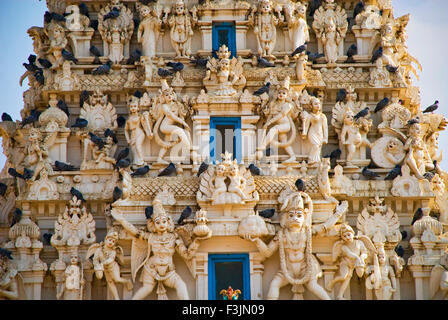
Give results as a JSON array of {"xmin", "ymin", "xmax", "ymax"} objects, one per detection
[
  {"xmin": 295, "ymin": 178, "xmax": 306, "ymax": 192},
  {"xmin": 407, "ymin": 118, "xmax": 419, "ymax": 126},
  {"xmin": 33, "ymin": 69, "xmax": 45, "ymax": 86},
  {"xmin": 88, "ymin": 132, "xmax": 105, "ymax": 149},
  {"xmin": 309, "ymin": 0, "xmax": 322, "ymax": 17},
  {"xmin": 324, "ymin": 148, "xmax": 342, "ymax": 160},
  {"xmin": 190, "ymin": 57, "xmax": 209, "ymax": 68},
  {"xmin": 197, "ymin": 161, "xmax": 209, "ymax": 177},
  {"xmin": 23, "ymin": 60, "xmax": 39, "ymax": 73},
  {"xmin": 44, "ymin": 11, "xmax": 53, "ymax": 24},
  {"xmin": 423, "ymin": 100, "xmax": 439, "ymax": 114},
  {"xmin": 11, "ymin": 208, "xmax": 23, "ymax": 227},
  {"xmin": 0, "ymin": 248, "xmax": 13, "ymax": 260},
  {"xmin": 57, "ymin": 100, "xmax": 70, "ymax": 117},
  {"xmin": 367, "ymin": 161, "xmax": 378, "ymax": 169},
  {"xmin": 38, "ymin": 58, "xmax": 53, "ymax": 69},
  {"xmin": 401, "ymin": 230, "xmax": 408, "ymax": 240},
  {"xmin": 158, "ymin": 68, "xmax": 174, "ymax": 78},
  {"xmin": 167, "ymin": 62, "xmax": 184, "ymax": 72},
  {"xmin": 411, "ymin": 208, "xmax": 423, "ymax": 225},
  {"xmin": 27, "ymin": 54, "xmax": 37, "ymax": 65},
  {"xmin": 71, "ymin": 118, "xmax": 88, "ymax": 128},
  {"xmin": 117, "ymin": 116, "xmax": 126, "ymax": 128},
  {"xmin": 104, "ymin": 7, "xmax": 120, "ymax": 21},
  {"xmin": 104, "ymin": 128, "xmax": 118, "ymax": 143},
  {"xmin": 116, "ymin": 158, "xmax": 131, "ymax": 169},
  {"xmin": 80, "ymin": 90, "xmax": 90, "ymax": 108},
  {"xmin": 113, "ymin": 186, "xmax": 123, "ymax": 202},
  {"xmin": 139, "ymin": 0, "xmax": 158, "ymax": 5},
  {"xmin": 384, "ymin": 165, "xmax": 401, "ymax": 180},
  {"xmin": 54, "ymin": 161, "xmax": 76, "ymax": 171},
  {"xmin": 385, "ymin": 65, "xmax": 399, "ymax": 73},
  {"xmin": 131, "ymin": 165, "xmax": 150, "ymax": 177},
  {"xmin": 265, "ymin": 147, "xmax": 272, "ymax": 157},
  {"xmin": 253, "ymin": 82, "xmax": 271, "ymax": 96},
  {"xmin": 370, "ymin": 47, "xmax": 383, "ymax": 63},
  {"xmin": 423, "ymin": 172, "xmax": 436, "ymax": 182},
  {"xmin": 395, "ymin": 245, "xmax": 404, "ymax": 258},
  {"xmin": 259, "ymin": 208, "xmax": 275, "ymax": 219},
  {"xmin": 336, "ymin": 89, "xmax": 347, "ymax": 103},
  {"xmin": 115, "ymin": 148, "xmax": 130, "ymax": 163},
  {"xmin": 257, "ymin": 56, "xmax": 275, "ymax": 68},
  {"xmin": 22, "ymin": 168, "xmax": 34, "ymax": 180},
  {"xmin": 346, "ymin": 44, "xmax": 357, "ymax": 63},
  {"xmin": 362, "ymin": 166, "xmax": 380, "ymax": 179},
  {"xmin": 177, "ymin": 206, "xmax": 192, "ymax": 225},
  {"xmin": 374, "ymin": 97, "xmax": 390, "ymax": 113},
  {"xmin": 306, "ymin": 51, "xmax": 325, "ymax": 63},
  {"xmin": 8, "ymin": 168, "xmax": 30, "ymax": 180},
  {"xmin": 42, "ymin": 233, "xmax": 53, "ymax": 245},
  {"xmin": 158, "ymin": 163, "xmax": 176, "ymax": 177},
  {"xmin": 0, "ymin": 182, "xmax": 7, "ymax": 197},
  {"xmin": 353, "ymin": 1, "xmax": 365, "ymax": 18},
  {"xmin": 2, "ymin": 113, "xmax": 13, "ymax": 122},
  {"xmin": 133, "ymin": 90, "xmax": 143, "ymax": 99},
  {"xmin": 90, "ymin": 45, "xmax": 102, "ymax": 64},
  {"xmin": 50, "ymin": 12, "xmax": 66, "ymax": 22},
  {"xmin": 70, "ymin": 187, "xmax": 86, "ymax": 202},
  {"xmin": 62, "ymin": 49, "xmax": 78, "ymax": 64},
  {"xmin": 133, "ymin": 17, "xmax": 140, "ymax": 29},
  {"xmin": 126, "ymin": 49, "xmax": 142, "ymax": 65},
  {"xmin": 248, "ymin": 163, "xmax": 261, "ymax": 176},
  {"xmin": 145, "ymin": 206, "xmax": 154, "ymax": 219},
  {"xmin": 21, "ymin": 109, "xmax": 41, "ymax": 128},
  {"xmin": 92, "ymin": 61, "xmax": 113, "ymax": 75},
  {"xmin": 79, "ymin": 3, "xmax": 90, "ymax": 18},
  {"xmin": 89, "ymin": 19, "xmax": 99, "ymax": 31},
  {"xmin": 290, "ymin": 43, "xmax": 307, "ymax": 57},
  {"xmin": 353, "ymin": 107, "xmax": 369, "ymax": 120}
]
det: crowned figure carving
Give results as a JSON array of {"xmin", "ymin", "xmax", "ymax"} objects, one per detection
[
  {"xmin": 312, "ymin": 0, "xmax": 348, "ymax": 65},
  {"xmin": 80, "ymin": 90, "xmax": 118, "ymax": 132},
  {"xmin": 331, "ymin": 87, "xmax": 372, "ymax": 167},
  {"xmin": 283, "ymin": 1, "xmax": 309, "ymax": 53},
  {"xmin": 136, "ymin": 2, "xmax": 163, "ymax": 59},
  {"xmin": 197, "ymin": 151, "xmax": 259, "ymax": 209},
  {"xmin": 111, "ymin": 199, "xmax": 211, "ymax": 300},
  {"xmin": 65, "ymin": 4, "xmax": 92, "ymax": 32},
  {"xmin": 248, "ymin": 187, "xmax": 348, "ymax": 300},
  {"xmin": 98, "ymin": 0, "xmax": 135, "ymax": 64},
  {"xmin": 0, "ymin": 249, "xmax": 27, "ymax": 300},
  {"xmin": 203, "ymin": 45, "xmax": 246, "ymax": 97}
]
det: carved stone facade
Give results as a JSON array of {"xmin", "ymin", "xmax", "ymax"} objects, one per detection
[{"xmin": 0, "ymin": 0, "xmax": 446, "ymax": 301}]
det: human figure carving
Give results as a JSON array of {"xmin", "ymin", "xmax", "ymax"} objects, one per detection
[
  {"xmin": 301, "ymin": 97, "xmax": 328, "ymax": 164},
  {"xmin": 0, "ymin": 249, "xmax": 20, "ymax": 300},
  {"xmin": 137, "ymin": 3, "xmax": 163, "ymax": 58},
  {"xmin": 365, "ymin": 248, "xmax": 397, "ymax": 300},
  {"xmin": 111, "ymin": 199, "xmax": 210, "ymax": 300},
  {"xmin": 284, "ymin": 2, "xmax": 309, "ymax": 52},
  {"xmin": 56, "ymin": 254, "xmax": 85, "ymax": 300}
]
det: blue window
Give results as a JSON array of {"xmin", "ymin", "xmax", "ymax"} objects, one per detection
[
  {"xmin": 212, "ymin": 22, "xmax": 236, "ymax": 58},
  {"xmin": 208, "ymin": 254, "xmax": 251, "ymax": 300},
  {"xmin": 209, "ymin": 117, "xmax": 241, "ymax": 163}
]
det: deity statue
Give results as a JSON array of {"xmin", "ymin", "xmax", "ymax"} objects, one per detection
[
  {"xmin": 65, "ymin": 4, "xmax": 91, "ymax": 32},
  {"xmin": 98, "ymin": 0, "xmax": 134, "ymax": 64},
  {"xmin": 301, "ymin": 96, "xmax": 328, "ymax": 164},
  {"xmin": 0, "ymin": 249, "xmax": 20, "ymax": 300},
  {"xmin": 429, "ymin": 253, "xmax": 448, "ymax": 300},
  {"xmin": 355, "ymin": 5, "xmax": 381, "ymax": 30},
  {"xmin": 257, "ymin": 77, "xmax": 299, "ymax": 163},
  {"xmin": 164, "ymin": 0, "xmax": 197, "ymax": 59},
  {"xmin": 45, "ymin": 22, "xmax": 68, "ymax": 68},
  {"xmin": 203, "ymin": 45, "xmax": 246, "ymax": 96},
  {"xmin": 151, "ymin": 80, "xmax": 192, "ymax": 164},
  {"xmin": 56, "ymin": 254, "xmax": 85, "ymax": 300},
  {"xmin": 283, "ymin": 1, "xmax": 309, "ymax": 52},
  {"xmin": 111, "ymin": 199, "xmax": 211, "ymax": 300},
  {"xmin": 87, "ymin": 231, "xmax": 133, "ymax": 300},
  {"xmin": 365, "ymin": 248, "xmax": 397, "ymax": 300},
  {"xmin": 124, "ymin": 96, "xmax": 152, "ymax": 167},
  {"xmin": 136, "ymin": 3, "xmax": 163, "ymax": 59},
  {"xmin": 249, "ymin": 0, "xmax": 282, "ymax": 59},
  {"xmin": 340, "ymin": 110, "xmax": 372, "ymax": 166},
  {"xmin": 312, "ymin": 0, "xmax": 348, "ymax": 65},
  {"xmin": 80, "ymin": 90, "xmax": 118, "ymax": 132},
  {"xmin": 248, "ymin": 190, "xmax": 348, "ymax": 300},
  {"xmin": 24, "ymin": 128, "xmax": 55, "ymax": 182},
  {"xmin": 327, "ymin": 224, "xmax": 376, "ymax": 300},
  {"xmin": 404, "ymin": 121, "xmax": 433, "ymax": 180}
]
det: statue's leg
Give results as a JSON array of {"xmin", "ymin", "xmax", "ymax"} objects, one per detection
[
  {"xmin": 306, "ymin": 279, "xmax": 331, "ymax": 300},
  {"xmin": 164, "ymin": 272, "xmax": 189, "ymax": 300},
  {"xmin": 111, "ymin": 264, "xmax": 133, "ymax": 291},
  {"xmin": 266, "ymin": 273, "xmax": 289, "ymax": 300},
  {"xmin": 132, "ymin": 272, "xmax": 156, "ymax": 300}
]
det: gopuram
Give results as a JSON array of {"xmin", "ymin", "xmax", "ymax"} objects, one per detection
[{"xmin": 0, "ymin": 0, "xmax": 447, "ymax": 300}]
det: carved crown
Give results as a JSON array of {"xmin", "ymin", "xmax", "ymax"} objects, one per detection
[{"xmin": 217, "ymin": 45, "xmax": 231, "ymax": 59}]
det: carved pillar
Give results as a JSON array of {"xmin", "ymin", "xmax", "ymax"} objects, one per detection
[
  {"xmin": 192, "ymin": 115, "xmax": 210, "ymax": 162},
  {"xmin": 408, "ymin": 266, "xmax": 433, "ymax": 300},
  {"xmin": 249, "ymin": 252, "xmax": 264, "ymax": 300},
  {"xmin": 193, "ymin": 252, "xmax": 208, "ymax": 300},
  {"xmin": 352, "ymin": 27, "xmax": 379, "ymax": 57},
  {"xmin": 241, "ymin": 116, "xmax": 259, "ymax": 164},
  {"xmin": 317, "ymin": 253, "xmax": 338, "ymax": 300},
  {"xmin": 198, "ymin": 25, "xmax": 213, "ymax": 56},
  {"xmin": 235, "ymin": 24, "xmax": 250, "ymax": 57}
]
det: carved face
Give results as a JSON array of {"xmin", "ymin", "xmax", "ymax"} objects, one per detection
[
  {"xmin": 277, "ymin": 88, "xmax": 288, "ymax": 101},
  {"xmin": 326, "ymin": 19, "xmax": 336, "ymax": 32},
  {"xmin": 106, "ymin": 136, "xmax": 114, "ymax": 145},
  {"xmin": 229, "ymin": 164, "xmax": 239, "ymax": 176},
  {"xmin": 0, "ymin": 257, "xmax": 7, "ymax": 273},
  {"xmin": 378, "ymin": 254, "xmax": 386, "ymax": 265},
  {"xmin": 341, "ymin": 230, "xmax": 354, "ymax": 242},
  {"xmin": 260, "ymin": 1, "xmax": 271, "ymax": 14},
  {"xmin": 105, "ymin": 236, "xmax": 116, "ymax": 248},
  {"xmin": 286, "ymin": 210, "xmax": 305, "ymax": 230},
  {"xmin": 219, "ymin": 59, "xmax": 230, "ymax": 71},
  {"xmin": 29, "ymin": 129, "xmax": 41, "ymax": 142},
  {"xmin": 344, "ymin": 113, "xmax": 354, "ymax": 125},
  {"xmin": 141, "ymin": 7, "xmax": 150, "ymax": 18},
  {"xmin": 296, "ymin": 4, "xmax": 306, "ymax": 16},
  {"xmin": 129, "ymin": 101, "xmax": 139, "ymax": 114},
  {"xmin": 386, "ymin": 139, "xmax": 400, "ymax": 153},
  {"xmin": 70, "ymin": 254, "xmax": 78, "ymax": 265},
  {"xmin": 175, "ymin": 3, "xmax": 185, "ymax": 15},
  {"xmin": 409, "ymin": 123, "xmax": 421, "ymax": 137},
  {"xmin": 163, "ymin": 90, "xmax": 174, "ymax": 103},
  {"xmin": 311, "ymin": 98, "xmax": 321, "ymax": 113},
  {"xmin": 216, "ymin": 164, "xmax": 226, "ymax": 176},
  {"xmin": 154, "ymin": 215, "xmax": 169, "ymax": 233}
]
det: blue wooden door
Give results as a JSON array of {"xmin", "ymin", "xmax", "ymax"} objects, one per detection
[
  {"xmin": 212, "ymin": 22, "xmax": 237, "ymax": 58},
  {"xmin": 209, "ymin": 117, "xmax": 241, "ymax": 164},
  {"xmin": 208, "ymin": 254, "xmax": 251, "ymax": 300}
]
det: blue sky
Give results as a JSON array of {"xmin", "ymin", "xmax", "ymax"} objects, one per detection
[{"xmin": 0, "ymin": 0, "xmax": 447, "ymax": 170}]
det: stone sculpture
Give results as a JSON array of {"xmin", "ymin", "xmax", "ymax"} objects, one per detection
[
  {"xmin": 0, "ymin": 249, "xmax": 20, "ymax": 300},
  {"xmin": 136, "ymin": 2, "xmax": 163, "ymax": 59},
  {"xmin": 365, "ymin": 247, "xmax": 397, "ymax": 300},
  {"xmin": 111, "ymin": 199, "xmax": 211, "ymax": 300},
  {"xmin": 56, "ymin": 254, "xmax": 84, "ymax": 300},
  {"xmin": 429, "ymin": 253, "xmax": 448, "ymax": 300},
  {"xmin": 283, "ymin": 1, "xmax": 309, "ymax": 53}
]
